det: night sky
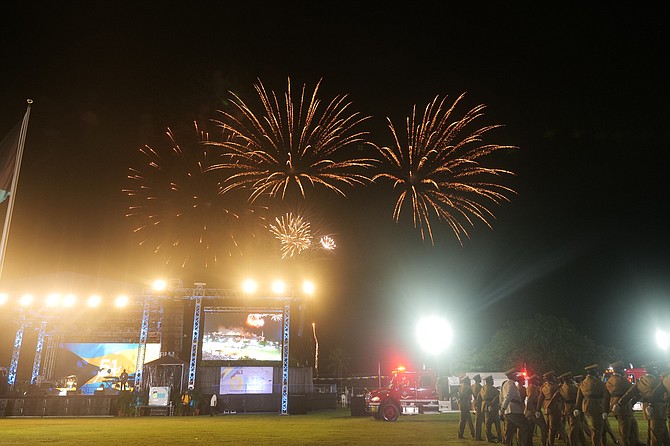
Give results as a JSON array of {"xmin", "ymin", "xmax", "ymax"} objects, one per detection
[{"xmin": 1, "ymin": 4, "xmax": 668, "ymax": 375}]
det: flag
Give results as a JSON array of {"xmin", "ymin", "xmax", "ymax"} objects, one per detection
[{"xmin": 0, "ymin": 120, "xmax": 22, "ymax": 203}]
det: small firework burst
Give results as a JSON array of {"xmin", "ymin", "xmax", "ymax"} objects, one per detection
[
  {"xmin": 268, "ymin": 212, "xmax": 312, "ymax": 259},
  {"xmin": 205, "ymin": 78, "xmax": 377, "ymax": 203},
  {"xmin": 371, "ymin": 93, "xmax": 516, "ymax": 244},
  {"xmin": 319, "ymin": 235, "xmax": 336, "ymax": 251}
]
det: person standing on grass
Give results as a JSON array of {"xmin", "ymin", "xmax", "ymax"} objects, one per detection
[
  {"xmin": 575, "ymin": 364, "xmax": 608, "ymax": 446},
  {"xmin": 536, "ymin": 370, "xmax": 568, "ymax": 446},
  {"xmin": 482, "ymin": 375, "xmax": 503, "ymax": 443},
  {"xmin": 500, "ymin": 368, "xmax": 532, "ymax": 446},
  {"xmin": 525, "ymin": 374, "xmax": 548, "ymax": 446},
  {"xmin": 210, "ymin": 393, "xmax": 218, "ymax": 416},
  {"xmin": 456, "ymin": 375, "xmax": 476, "ymax": 439},
  {"xmin": 472, "ymin": 374, "xmax": 485, "ymax": 441}
]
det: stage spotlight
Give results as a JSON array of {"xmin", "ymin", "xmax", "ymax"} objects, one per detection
[
  {"xmin": 152, "ymin": 279, "xmax": 167, "ymax": 292},
  {"xmin": 19, "ymin": 294, "xmax": 33, "ymax": 306},
  {"xmin": 87, "ymin": 295, "xmax": 101, "ymax": 307},
  {"xmin": 302, "ymin": 280, "xmax": 315, "ymax": 296},
  {"xmin": 45, "ymin": 293, "xmax": 60, "ymax": 307},
  {"xmin": 115, "ymin": 295, "xmax": 129, "ymax": 308},
  {"xmin": 242, "ymin": 279, "xmax": 257, "ymax": 294},
  {"xmin": 63, "ymin": 294, "xmax": 76, "ymax": 307},
  {"xmin": 271, "ymin": 280, "xmax": 286, "ymax": 295}
]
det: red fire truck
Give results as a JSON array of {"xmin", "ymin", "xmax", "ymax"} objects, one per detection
[{"xmin": 365, "ymin": 367, "xmax": 446, "ymax": 421}]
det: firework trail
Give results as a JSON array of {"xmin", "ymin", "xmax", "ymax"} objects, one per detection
[
  {"xmin": 205, "ymin": 78, "xmax": 377, "ymax": 203},
  {"xmin": 124, "ymin": 124, "xmax": 262, "ymax": 267},
  {"xmin": 371, "ymin": 93, "xmax": 516, "ymax": 244}
]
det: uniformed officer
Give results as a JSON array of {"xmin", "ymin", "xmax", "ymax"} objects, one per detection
[
  {"xmin": 500, "ymin": 368, "xmax": 532, "ymax": 446},
  {"xmin": 604, "ymin": 361, "xmax": 642, "ymax": 446},
  {"xmin": 575, "ymin": 364, "xmax": 608, "ymax": 446},
  {"xmin": 558, "ymin": 372, "xmax": 585, "ymax": 446},
  {"xmin": 617, "ymin": 361, "xmax": 669, "ymax": 446},
  {"xmin": 472, "ymin": 373, "xmax": 485, "ymax": 441},
  {"xmin": 536, "ymin": 370, "xmax": 568, "ymax": 446},
  {"xmin": 457, "ymin": 375, "xmax": 476, "ymax": 439},
  {"xmin": 481, "ymin": 374, "xmax": 503, "ymax": 443},
  {"xmin": 525, "ymin": 374, "xmax": 548, "ymax": 446}
]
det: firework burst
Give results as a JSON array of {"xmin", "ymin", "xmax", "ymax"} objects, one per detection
[
  {"xmin": 268, "ymin": 212, "xmax": 312, "ymax": 259},
  {"xmin": 124, "ymin": 124, "xmax": 262, "ymax": 267},
  {"xmin": 371, "ymin": 93, "xmax": 516, "ymax": 244},
  {"xmin": 319, "ymin": 235, "xmax": 336, "ymax": 251},
  {"xmin": 205, "ymin": 78, "xmax": 377, "ymax": 203}
]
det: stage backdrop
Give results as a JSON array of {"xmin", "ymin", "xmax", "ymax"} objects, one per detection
[{"xmin": 55, "ymin": 343, "xmax": 160, "ymax": 394}]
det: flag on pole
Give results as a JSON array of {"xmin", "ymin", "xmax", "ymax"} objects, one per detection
[
  {"xmin": 0, "ymin": 120, "xmax": 21, "ymax": 203},
  {"xmin": 0, "ymin": 100, "xmax": 32, "ymax": 283}
]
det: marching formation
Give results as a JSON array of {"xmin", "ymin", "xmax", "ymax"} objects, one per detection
[{"xmin": 455, "ymin": 361, "xmax": 670, "ymax": 445}]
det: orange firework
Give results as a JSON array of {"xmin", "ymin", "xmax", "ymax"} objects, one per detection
[
  {"xmin": 124, "ymin": 124, "xmax": 263, "ymax": 267},
  {"xmin": 268, "ymin": 212, "xmax": 312, "ymax": 259},
  {"xmin": 371, "ymin": 93, "xmax": 516, "ymax": 244},
  {"xmin": 205, "ymin": 78, "xmax": 377, "ymax": 203}
]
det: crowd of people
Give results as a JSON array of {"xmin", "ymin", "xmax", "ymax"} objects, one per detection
[{"xmin": 455, "ymin": 361, "xmax": 670, "ymax": 445}]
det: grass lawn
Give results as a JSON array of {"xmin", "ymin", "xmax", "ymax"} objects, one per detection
[{"xmin": 0, "ymin": 409, "xmax": 648, "ymax": 445}]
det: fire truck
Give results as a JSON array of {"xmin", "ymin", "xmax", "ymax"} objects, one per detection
[{"xmin": 364, "ymin": 367, "xmax": 447, "ymax": 421}]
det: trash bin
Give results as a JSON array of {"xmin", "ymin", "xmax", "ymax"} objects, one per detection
[
  {"xmin": 288, "ymin": 395, "xmax": 307, "ymax": 415},
  {"xmin": 350, "ymin": 396, "xmax": 367, "ymax": 416}
]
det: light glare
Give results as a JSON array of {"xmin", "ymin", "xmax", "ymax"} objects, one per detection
[
  {"xmin": 115, "ymin": 295, "xmax": 129, "ymax": 308},
  {"xmin": 657, "ymin": 329, "xmax": 670, "ymax": 351},
  {"xmin": 87, "ymin": 295, "xmax": 101, "ymax": 307},
  {"xmin": 46, "ymin": 293, "xmax": 60, "ymax": 307},
  {"xmin": 242, "ymin": 279, "xmax": 257, "ymax": 294},
  {"xmin": 271, "ymin": 280, "xmax": 286, "ymax": 295},
  {"xmin": 302, "ymin": 280, "xmax": 315, "ymax": 295},
  {"xmin": 416, "ymin": 316, "xmax": 453, "ymax": 355},
  {"xmin": 152, "ymin": 279, "xmax": 167, "ymax": 292},
  {"xmin": 19, "ymin": 294, "xmax": 33, "ymax": 306},
  {"xmin": 63, "ymin": 294, "xmax": 76, "ymax": 307}
]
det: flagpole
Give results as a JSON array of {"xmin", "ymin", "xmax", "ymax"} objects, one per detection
[{"xmin": 0, "ymin": 99, "xmax": 33, "ymax": 281}]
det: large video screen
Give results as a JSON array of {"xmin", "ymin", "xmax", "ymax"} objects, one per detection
[
  {"xmin": 202, "ymin": 308, "xmax": 283, "ymax": 362},
  {"xmin": 55, "ymin": 343, "xmax": 161, "ymax": 394},
  {"xmin": 220, "ymin": 366, "xmax": 274, "ymax": 394}
]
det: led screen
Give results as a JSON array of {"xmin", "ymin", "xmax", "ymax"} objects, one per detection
[
  {"xmin": 220, "ymin": 366, "xmax": 274, "ymax": 394},
  {"xmin": 202, "ymin": 309, "xmax": 283, "ymax": 362},
  {"xmin": 55, "ymin": 343, "xmax": 161, "ymax": 394}
]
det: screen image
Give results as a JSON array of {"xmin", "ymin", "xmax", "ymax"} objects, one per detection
[
  {"xmin": 220, "ymin": 366, "xmax": 274, "ymax": 394},
  {"xmin": 202, "ymin": 309, "xmax": 283, "ymax": 361},
  {"xmin": 55, "ymin": 343, "xmax": 161, "ymax": 394}
]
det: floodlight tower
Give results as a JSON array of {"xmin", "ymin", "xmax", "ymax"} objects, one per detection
[{"xmin": 416, "ymin": 315, "xmax": 453, "ymax": 372}]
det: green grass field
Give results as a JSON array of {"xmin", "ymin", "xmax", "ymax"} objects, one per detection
[{"xmin": 0, "ymin": 409, "xmax": 649, "ymax": 445}]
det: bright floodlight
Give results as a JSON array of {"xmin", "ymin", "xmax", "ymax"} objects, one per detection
[
  {"xmin": 152, "ymin": 279, "xmax": 167, "ymax": 292},
  {"xmin": 115, "ymin": 295, "xmax": 129, "ymax": 308},
  {"xmin": 19, "ymin": 294, "xmax": 33, "ymax": 307},
  {"xmin": 0, "ymin": 293, "xmax": 8, "ymax": 305},
  {"xmin": 87, "ymin": 295, "xmax": 101, "ymax": 308},
  {"xmin": 657, "ymin": 329, "xmax": 670, "ymax": 351},
  {"xmin": 63, "ymin": 294, "xmax": 76, "ymax": 307},
  {"xmin": 416, "ymin": 316, "xmax": 453, "ymax": 355},
  {"xmin": 242, "ymin": 279, "xmax": 257, "ymax": 294},
  {"xmin": 45, "ymin": 293, "xmax": 61, "ymax": 307},
  {"xmin": 271, "ymin": 279, "xmax": 286, "ymax": 295},
  {"xmin": 302, "ymin": 280, "xmax": 315, "ymax": 296}
]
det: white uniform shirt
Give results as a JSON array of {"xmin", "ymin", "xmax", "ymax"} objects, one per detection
[{"xmin": 500, "ymin": 379, "xmax": 524, "ymax": 414}]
